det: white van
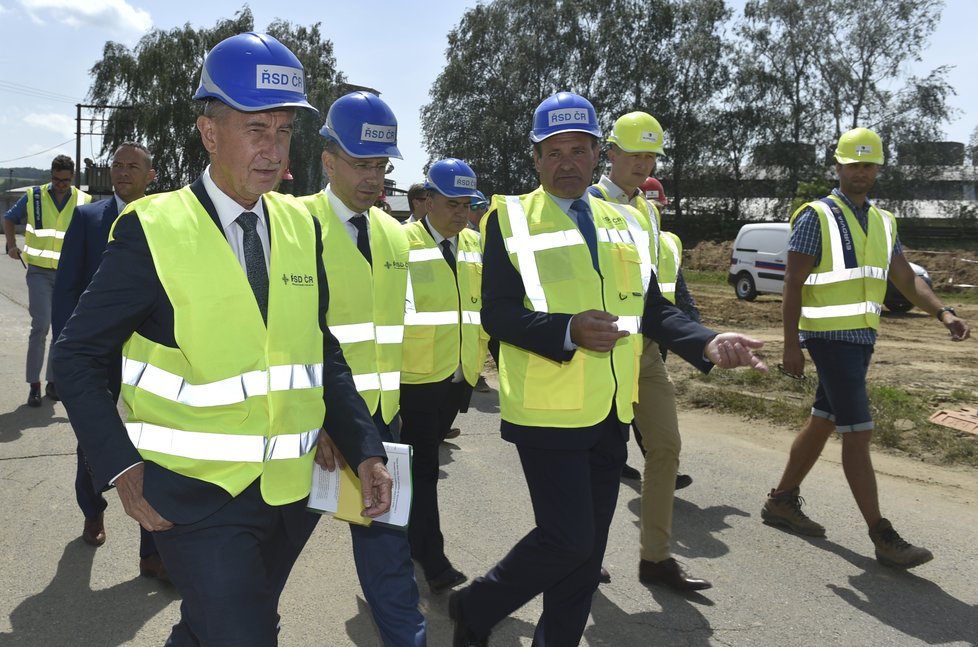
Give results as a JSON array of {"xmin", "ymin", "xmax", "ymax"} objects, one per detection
[
  {"xmin": 728, "ymin": 223, "xmax": 790, "ymax": 301},
  {"xmin": 727, "ymin": 222, "xmax": 931, "ymax": 312}
]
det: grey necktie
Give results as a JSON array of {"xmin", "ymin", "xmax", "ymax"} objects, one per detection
[{"xmin": 236, "ymin": 211, "xmax": 268, "ymax": 324}]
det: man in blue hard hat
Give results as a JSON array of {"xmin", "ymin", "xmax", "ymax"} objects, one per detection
[
  {"xmin": 300, "ymin": 91, "xmax": 426, "ymax": 647},
  {"xmin": 448, "ymin": 91, "xmax": 766, "ymax": 647},
  {"xmin": 400, "ymin": 158, "xmax": 488, "ymax": 596},
  {"xmin": 54, "ymin": 33, "xmax": 391, "ymax": 646}
]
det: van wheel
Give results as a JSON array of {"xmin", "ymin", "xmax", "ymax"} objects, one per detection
[{"xmin": 734, "ymin": 272, "xmax": 757, "ymax": 301}]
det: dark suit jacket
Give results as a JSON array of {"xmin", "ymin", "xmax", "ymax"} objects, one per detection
[
  {"xmin": 52, "ymin": 197, "xmax": 121, "ymax": 399},
  {"xmin": 52, "ymin": 197, "xmax": 119, "ymax": 340},
  {"xmin": 480, "ymin": 195, "xmax": 715, "ymax": 448},
  {"xmin": 53, "ymin": 178, "xmax": 384, "ymax": 525}
]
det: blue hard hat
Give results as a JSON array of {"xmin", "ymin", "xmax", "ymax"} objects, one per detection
[
  {"xmin": 320, "ymin": 92, "xmax": 402, "ymax": 159},
  {"xmin": 193, "ymin": 32, "xmax": 319, "ymax": 116},
  {"xmin": 529, "ymin": 92, "xmax": 601, "ymax": 143},
  {"xmin": 471, "ymin": 190, "xmax": 488, "ymax": 208},
  {"xmin": 424, "ymin": 158, "xmax": 479, "ymax": 198}
]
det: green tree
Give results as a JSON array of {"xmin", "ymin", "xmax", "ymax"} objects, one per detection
[
  {"xmin": 734, "ymin": 0, "xmax": 952, "ymax": 217},
  {"xmin": 422, "ymin": 0, "xmax": 605, "ymax": 196},
  {"xmin": 86, "ymin": 8, "xmax": 342, "ymax": 195},
  {"xmin": 266, "ymin": 19, "xmax": 346, "ymax": 194}
]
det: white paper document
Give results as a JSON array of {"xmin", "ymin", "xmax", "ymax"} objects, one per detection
[{"xmin": 307, "ymin": 441, "xmax": 413, "ymax": 528}]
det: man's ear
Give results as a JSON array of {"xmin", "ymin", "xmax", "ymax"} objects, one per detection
[{"xmin": 197, "ymin": 115, "xmax": 218, "ymax": 154}]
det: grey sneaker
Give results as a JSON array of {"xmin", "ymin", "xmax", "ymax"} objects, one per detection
[
  {"xmin": 761, "ymin": 487, "xmax": 826, "ymax": 537},
  {"xmin": 869, "ymin": 518, "xmax": 933, "ymax": 569}
]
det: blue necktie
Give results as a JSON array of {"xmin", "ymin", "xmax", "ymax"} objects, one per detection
[
  {"xmin": 571, "ymin": 199, "xmax": 598, "ymax": 271},
  {"xmin": 236, "ymin": 211, "xmax": 269, "ymax": 324}
]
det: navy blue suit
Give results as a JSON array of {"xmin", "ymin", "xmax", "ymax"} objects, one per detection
[
  {"xmin": 53, "ymin": 179, "xmax": 384, "ymax": 647},
  {"xmin": 51, "ymin": 197, "xmax": 159, "ymax": 557},
  {"xmin": 458, "ymin": 198, "xmax": 716, "ymax": 646}
]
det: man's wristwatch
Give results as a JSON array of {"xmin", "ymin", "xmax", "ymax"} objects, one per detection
[{"xmin": 936, "ymin": 306, "xmax": 956, "ymax": 321}]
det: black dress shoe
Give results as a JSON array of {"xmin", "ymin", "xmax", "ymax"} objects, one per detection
[
  {"xmin": 449, "ymin": 589, "xmax": 489, "ymax": 647},
  {"xmin": 599, "ymin": 566, "xmax": 611, "ymax": 584},
  {"xmin": 639, "ymin": 558, "xmax": 712, "ymax": 591},
  {"xmin": 675, "ymin": 473, "xmax": 693, "ymax": 490},
  {"xmin": 45, "ymin": 382, "xmax": 59, "ymax": 401},
  {"xmin": 27, "ymin": 384, "xmax": 41, "ymax": 408},
  {"xmin": 428, "ymin": 566, "xmax": 467, "ymax": 594},
  {"xmin": 620, "ymin": 463, "xmax": 641, "ymax": 480}
]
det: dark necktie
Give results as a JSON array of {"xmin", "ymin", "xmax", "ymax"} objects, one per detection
[
  {"xmin": 351, "ymin": 213, "xmax": 372, "ymax": 264},
  {"xmin": 571, "ymin": 199, "xmax": 599, "ymax": 271},
  {"xmin": 440, "ymin": 239, "xmax": 457, "ymax": 275},
  {"xmin": 236, "ymin": 211, "xmax": 269, "ymax": 324}
]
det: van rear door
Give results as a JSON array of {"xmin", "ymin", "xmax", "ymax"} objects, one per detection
[{"xmin": 754, "ymin": 226, "xmax": 789, "ymax": 295}]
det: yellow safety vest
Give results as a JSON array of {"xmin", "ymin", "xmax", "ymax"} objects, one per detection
[
  {"xmin": 590, "ymin": 182, "xmax": 660, "ymax": 298},
  {"xmin": 491, "ymin": 188, "xmax": 646, "ymax": 428},
  {"xmin": 658, "ymin": 231, "xmax": 683, "ymax": 304},
  {"xmin": 118, "ymin": 188, "xmax": 324, "ymax": 505},
  {"xmin": 591, "ymin": 182, "xmax": 662, "ymax": 230},
  {"xmin": 790, "ymin": 194, "xmax": 895, "ymax": 331},
  {"xmin": 301, "ymin": 193, "xmax": 408, "ymax": 424},
  {"xmin": 401, "ymin": 222, "xmax": 487, "ymax": 386},
  {"xmin": 23, "ymin": 184, "xmax": 91, "ymax": 269}
]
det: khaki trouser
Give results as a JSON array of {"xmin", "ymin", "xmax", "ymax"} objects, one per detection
[{"xmin": 633, "ymin": 338, "xmax": 681, "ymax": 563}]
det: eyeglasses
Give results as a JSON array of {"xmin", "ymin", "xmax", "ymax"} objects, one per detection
[
  {"xmin": 469, "ymin": 203, "xmax": 488, "ymax": 212},
  {"xmin": 335, "ymin": 153, "xmax": 393, "ymax": 176},
  {"xmin": 51, "ymin": 175, "xmax": 73, "ymax": 185}
]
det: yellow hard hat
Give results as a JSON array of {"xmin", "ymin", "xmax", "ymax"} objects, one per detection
[
  {"xmin": 834, "ymin": 127, "xmax": 884, "ymax": 165},
  {"xmin": 606, "ymin": 111, "xmax": 664, "ymax": 154}
]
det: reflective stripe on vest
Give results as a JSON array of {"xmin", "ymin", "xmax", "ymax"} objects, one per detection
[
  {"xmin": 122, "ymin": 357, "xmax": 322, "ymax": 407},
  {"xmin": 793, "ymin": 197, "xmax": 895, "ymax": 330},
  {"xmin": 589, "ymin": 182, "xmax": 660, "ymax": 296},
  {"xmin": 493, "ymin": 189, "xmax": 645, "ymax": 427},
  {"xmin": 402, "ymin": 222, "xmax": 486, "ymax": 385},
  {"xmin": 23, "ymin": 185, "xmax": 90, "ymax": 268},
  {"xmin": 120, "ymin": 188, "xmax": 323, "ymax": 504},
  {"xmin": 658, "ymin": 232, "xmax": 681, "ymax": 303},
  {"xmin": 302, "ymin": 195, "xmax": 409, "ymax": 423},
  {"xmin": 126, "ymin": 423, "xmax": 318, "ymax": 462}
]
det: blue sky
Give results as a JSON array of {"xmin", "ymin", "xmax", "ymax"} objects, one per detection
[{"xmin": 0, "ymin": 0, "xmax": 974, "ymax": 190}]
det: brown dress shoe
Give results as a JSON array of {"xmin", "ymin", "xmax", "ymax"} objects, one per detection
[
  {"xmin": 139, "ymin": 554, "xmax": 170, "ymax": 583},
  {"xmin": 82, "ymin": 512, "xmax": 106, "ymax": 547},
  {"xmin": 639, "ymin": 558, "xmax": 712, "ymax": 591}
]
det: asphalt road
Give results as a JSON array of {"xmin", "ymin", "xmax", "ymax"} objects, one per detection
[{"xmin": 1, "ymin": 238, "xmax": 976, "ymax": 646}]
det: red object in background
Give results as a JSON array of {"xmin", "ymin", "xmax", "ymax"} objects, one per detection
[{"xmin": 640, "ymin": 176, "xmax": 667, "ymax": 206}]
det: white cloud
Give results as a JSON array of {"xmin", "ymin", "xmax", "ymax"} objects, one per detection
[
  {"xmin": 23, "ymin": 112, "xmax": 75, "ymax": 138},
  {"xmin": 0, "ymin": 5, "xmax": 9, "ymax": 15},
  {"xmin": 19, "ymin": 0, "xmax": 151, "ymax": 34}
]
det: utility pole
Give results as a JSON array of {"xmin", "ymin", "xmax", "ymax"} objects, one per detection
[{"xmin": 74, "ymin": 103, "xmax": 133, "ymax": 188}]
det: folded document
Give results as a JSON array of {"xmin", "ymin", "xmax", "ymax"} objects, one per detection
[{"xmin": 307, "ymin": 442, "xmax": 413, "ymax": 528}]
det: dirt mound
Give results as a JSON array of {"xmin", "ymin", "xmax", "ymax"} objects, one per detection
[{"xmin": 684, "ymin": 241, "xmax": 978, "ymax": 292}]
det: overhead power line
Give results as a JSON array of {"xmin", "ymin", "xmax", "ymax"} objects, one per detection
[
  {"xmin": 0, "ymin": 79, "xmax": 81, "ymax": 104},
  {"xmin": 0, "ymin": 138, "xmax": 77, "ymax": 164}
]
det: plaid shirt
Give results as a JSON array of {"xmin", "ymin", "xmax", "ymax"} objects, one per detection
[{"xmin": 788, "ymin": 189, "xmax": 902, "ymax": 346}]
